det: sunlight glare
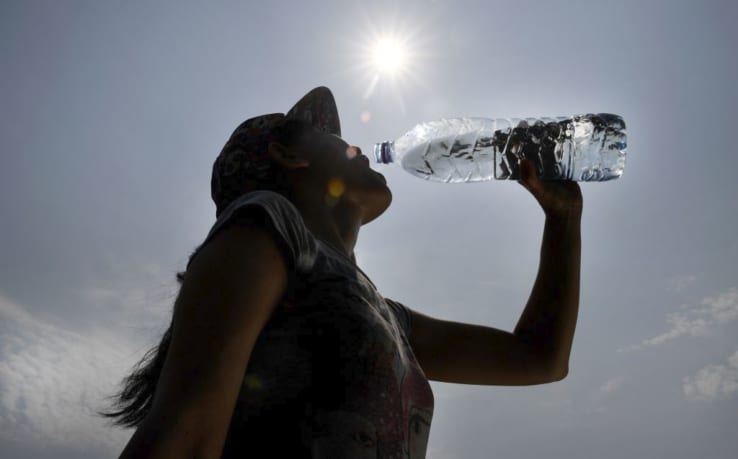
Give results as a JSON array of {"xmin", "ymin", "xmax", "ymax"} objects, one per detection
[
  {"xmin": 342, "ymin": 14, "xmax": 434, "ymax": 110},
  {"xmin": 372, "ymin": 37, "xmax": 408, "ymax": 77}
]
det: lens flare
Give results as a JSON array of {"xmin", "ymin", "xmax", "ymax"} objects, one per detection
[
  {"xmin": 328, "ymin": 177, "xmax": 345, "ymax": 198},
  {"xmin": 346, "ymin": 146, "xmax": 359, "ymax": 159},
  {"xmin": 243, "ymin": 375, "xmax": 262, "ymax": 390}
]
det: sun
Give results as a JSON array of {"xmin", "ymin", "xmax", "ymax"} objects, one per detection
[
  {"xmin": 342, "ymin": 16, "xmax": 434, "ymax": 108},
  {"xmin": 371, "ymin": 36, "xmax": 408, "ymax": 77}
]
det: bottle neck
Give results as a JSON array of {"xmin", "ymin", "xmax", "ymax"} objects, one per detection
[{"xmin": 373, "ymin": 141, "xmax": 395, "ymax": 164}]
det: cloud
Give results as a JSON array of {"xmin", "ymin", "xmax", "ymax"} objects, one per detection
[
  {"xmin": 599, "ymin": 377, "xmax": 625, "ymax": 395},
  {"xmin": 72, "ymin": 253, "xmax": 178, "ymax": 332},
  {"xmin": 620, "ymin": 287, "xmax": 738, "ymax": 352},
  {"xmin": 695, "ymin": 288, "xmax": 738, "ymax": 323},
  {"xmin": 683, "ymin": 350, "xmax": 738, "ymax": 402},
  {"xmin": 0, "ymin": 254, "xmax": 180, "ymax": 458},
  {"xmin": 572, "ymin": 376, "xmax": 627, "ymax": 415},
  {"xmin": 639, "ymin": 313, "xmax": 710, "ymax": 347},
  {"xmin": 0, "ymin": 292, "xmax": 136, "ymax": 457},
  {"xmin": 666, "ymin": 274, "xmax": 696, "ymax": 293}
]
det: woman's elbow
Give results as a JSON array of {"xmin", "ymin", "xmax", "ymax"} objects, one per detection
[{"xmin": 547, "ymin": 365, "xmax": 569, "ymax": 383}]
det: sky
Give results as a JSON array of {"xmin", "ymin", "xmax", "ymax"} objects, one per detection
[{"xmin": 1, "ymin": 0, "xmax": 737, "ymax": 458}]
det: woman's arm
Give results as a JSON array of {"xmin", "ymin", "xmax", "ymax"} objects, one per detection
[
  {"xmin": 407, "ymin": 159, "xmax": 582, "ymax": 385},
  {"xmin": 513, "ymin": 210, "xmax": 580, "ymax": 378},
  {"xmin": 119, "ymin": 222, "xmax": 288, "ymax": 459}
]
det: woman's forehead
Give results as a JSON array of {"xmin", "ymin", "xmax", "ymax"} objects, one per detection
[
  {"xmin": 296, "ymin": 129, "xmax": 354, "ymax": 158},
  {"xmin": 310, "ymin": 131, "xmax": 349, "ymax": 149}
]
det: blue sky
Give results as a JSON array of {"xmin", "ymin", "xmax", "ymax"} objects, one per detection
[{"xmin": 1, "ymin": 0, "xmax": 737, "ymax": 458}]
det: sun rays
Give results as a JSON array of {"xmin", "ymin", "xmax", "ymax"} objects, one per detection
[{"xmin": 333, "ymin": 10, "xmax": 436, "ymax": 116}]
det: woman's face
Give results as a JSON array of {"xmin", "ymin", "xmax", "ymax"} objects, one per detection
[{"xmin": 291, "ymin": 129, "xmax": 392, "ymax": 224}]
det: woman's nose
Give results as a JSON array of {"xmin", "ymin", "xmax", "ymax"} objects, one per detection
[{"xmin": 346, "ymin": 145, "xmax": 363, "ymax": 159}]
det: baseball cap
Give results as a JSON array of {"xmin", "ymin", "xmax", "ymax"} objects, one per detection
[{"xmin": 211, "ymin": 86, "xmax": 341, "ymax": 217}]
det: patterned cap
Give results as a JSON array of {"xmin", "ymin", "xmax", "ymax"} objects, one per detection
[{"xmin": 211, "ymin": 86, "xmax": 341, "ymax": 217}]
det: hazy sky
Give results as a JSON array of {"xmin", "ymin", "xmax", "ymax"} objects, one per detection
[{"xmin": 1, "ymin": 1, "xmax": 737, "ymax": 458}]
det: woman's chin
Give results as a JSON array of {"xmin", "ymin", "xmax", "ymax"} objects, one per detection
[{"xmin": 361, "ymin": 186, "xmax": 392, "ymax": 225}]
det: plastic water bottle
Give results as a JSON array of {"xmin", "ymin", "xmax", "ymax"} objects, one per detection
[{"xmin": 373, "ymin": 114, "xmax": 627, "ymax": 182}]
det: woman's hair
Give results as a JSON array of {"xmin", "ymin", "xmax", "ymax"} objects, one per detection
[
  {"xmin": 254, "ymin": 118, "xmax": 315, "ymax": 201},
  {"xmin": 98, "ymin": 118, "xmax": 313, "ymax": 428},
  {"xmin": 97, "ymin": 272, "xmax": 186, "ymax": 428},
  {"xmin": 214, "ymin": 118, "xmax": 315, "ymax": 217}
]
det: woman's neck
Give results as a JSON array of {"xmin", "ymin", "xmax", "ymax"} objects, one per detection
[{"xmin": 291, "ymin": 193, "xmax": 363, "ymax": 262}]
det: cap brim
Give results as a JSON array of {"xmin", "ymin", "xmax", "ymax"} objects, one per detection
[{"xmin": 285, "ymin": 86, "xmax": 341, "ymax": 137}]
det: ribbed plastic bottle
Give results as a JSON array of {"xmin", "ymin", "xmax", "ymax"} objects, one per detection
[{"xmin": 373, "ymin": 114, "xmax": 627, "ymax": 182}]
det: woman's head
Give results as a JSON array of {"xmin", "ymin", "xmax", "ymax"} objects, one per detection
[
  {"xmin": 266, "ymin": 126, "xmax": 392, "ymax": 225},
  {"xmin": 211, "ymin": 86, "xmax": 391, "ymax": 224},
  {"xmin": 211, "ymin": 86, "xmax": 341, "ymax": 217}
]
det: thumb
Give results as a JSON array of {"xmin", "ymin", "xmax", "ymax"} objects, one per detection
[
  {"xmin": 518, "ymin": 159, "xmax": 542, "ymax": 196},
  {"xmin": 518, "ymin": 158, "xmax": 536, "ymax": 183},
  {"xmin": 520, "ymin": 159, "xmax": 533, "ymax": 180}
]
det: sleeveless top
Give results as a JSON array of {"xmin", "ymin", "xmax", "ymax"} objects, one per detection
[{"xmin": 185, "ymin": 191, "xmax": 434, "ymax": 458}]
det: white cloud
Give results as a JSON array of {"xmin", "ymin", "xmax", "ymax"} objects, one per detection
[
  {"xmin": 74, "ymin": 254, "xmax": 177, "ymax": 327},
  {"xmin": 0, "ymin": 254, "xmax": 180, "ymax": 457},
  {"xmin": 599, "ymin": 377, "xmax": 625, "ymax": 395},
  {"xmin": 575, "ymin": 376, "xmax": 626, "ymax": 415},
  {"xmin": 621, "ymin": 287, "xmax": 738, "ymax": 352},
  {"xmin": 666, "ymin": 274, "xmax": 696, "ymax": 293},
  {"xmin": 729, "ymin": 350, "xmax": 738, "ymax": 368},
  {"xmin": 695, "ymin": 288, "xmax": 738, "ymax": 323},
  {"xmin": 640, "ymin": 313, "xmax": 710, "ymax": 346},
  {"xmin": 683, "ymin": 350, "xmax": 738, "ymax": 402},
  {"xmin": 0, "ymin": 293, "xmax": 136, "ymax": 456}
]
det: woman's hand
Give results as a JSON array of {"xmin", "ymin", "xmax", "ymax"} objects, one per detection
[{"xmin": 517, "ymin": 159, "xmax": 583, "ymax": 220}]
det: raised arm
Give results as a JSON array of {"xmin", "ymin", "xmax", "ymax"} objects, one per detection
[
  {"xmin": 408, "ymin": 159, "xmax": 582, "ymax": 385},
  {"xmin": 118, "ymin": 220, "xmax": 288, "ymax": 459},
  {"xmin": 512, "ymin": 161, "xmax": 581, "ymax": 377}
]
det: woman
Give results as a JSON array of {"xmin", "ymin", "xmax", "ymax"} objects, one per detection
[{"xmin": 101, "ymin": 87, "xmax": 583, "ymax": 458}]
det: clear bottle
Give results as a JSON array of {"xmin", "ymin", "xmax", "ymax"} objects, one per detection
[{"xmin": 373, "ymin": 114, "xmax": 627, "ymax": 182}]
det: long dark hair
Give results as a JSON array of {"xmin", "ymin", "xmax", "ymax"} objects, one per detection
[
  {"xmin": 97, "ymin": 270, "xmax": 187, "ymax": 428},
  {"xmin": 98, "ymin": 119, "xmax": 313, "ymax": 428}
]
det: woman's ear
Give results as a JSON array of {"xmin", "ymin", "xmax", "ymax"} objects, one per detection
[{"xmin": 267, "ymin": 142, "xmax": 310, "ymax": 170}]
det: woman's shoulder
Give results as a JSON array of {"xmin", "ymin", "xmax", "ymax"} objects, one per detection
[
  {"xmin": 189, "ymin": 190, "xmax": 319, "ymax": 273},
  {"xmin": 223, "ymin": 190, "xmax": 298, "ymax": 216}
]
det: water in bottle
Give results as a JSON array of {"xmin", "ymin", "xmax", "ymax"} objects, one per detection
[{"xmin": 373, "ymin": 114, "xmax": 627, "ymax": 182}]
